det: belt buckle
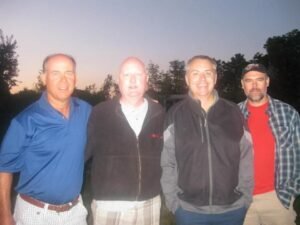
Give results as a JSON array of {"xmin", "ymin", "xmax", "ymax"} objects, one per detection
[
  {"xmin": 62, "ymin": 201, "xmax": 74, "ymax": 213},
  {"xmin": 56, "ymin": 205, "xmax": 63, "ymax": 213},
  {"xmin": 54, "ymin": 197, "xmax": 77, "ymax": 213}
]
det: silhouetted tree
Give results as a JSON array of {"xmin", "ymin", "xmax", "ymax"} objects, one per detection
[
  {"xmin": 74, "ymin": 84, "xmax": 102, "ymax": 106},
  {"xmin": 251, "ymin": 52, "xmax": 269, "ymax": 66},
  {"xmin": 0, "ymin": 29, "xmax": 18, "ymax": 96},
  {"xmin": 159, "ymin": 72, "xmax": 174, "ymax": 103},
  {"xmin": 75, "ymin": 75, "xmax": 118, "ymax": 106},
  {"xmin": 263, "ymin": 29, "xmax": 300, "ymax": 111},
  {"xmin": 11, "ymin": 88, "xmax": 40, "ymax": 114},
  {"xmin": 34, "ymin": 71, "xmax": 45, "ymax": 93},
  {"xmin": 0, "ymin": 29, "xmax": 19, "ymax": 140},
  {"xmin": 218, "ymin": 54, "xmax": 248, "ymax": 103},
  {"xmin": 151, "ymin": 60, "xmax": 187, "ymax": 105},
  {"xmin": 85, "ymin": 83, "xmax": 98, "ymax": 94},
  {"xmin": 100, "ymin": 74, "xmax": 116, "ymax": 100},
  {"xmin": 147, "ymin": 62, "xmax": 163, "ymax": 102},
  {"xmin": 168, "ymin": 60, "xmax": 187, "ymax": 95}
]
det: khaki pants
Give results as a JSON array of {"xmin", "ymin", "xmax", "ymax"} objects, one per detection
[{"xmin": 244, "ymin": 191, "xmax": 296, "ymax": 225}]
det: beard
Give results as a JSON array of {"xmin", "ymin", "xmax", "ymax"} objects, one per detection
[{"xmin": 246, "ymin": 89, "xmax": 266, "ymax": 103}]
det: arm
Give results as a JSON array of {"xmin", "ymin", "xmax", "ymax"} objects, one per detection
[
  {"xmin": 85, "ymin": 112, "xmax": 94, "ymax": 162},
  {"xmin": 290, "ymin": 112, "xmax": 300, "ymax": 196},
  {"xmin": 160, "ymin": 123, "xmax": 180, "ymax": 214},
  {"xmin": 238, "ymin": 128, "xmax": 254, "ymax": 208},
  {"xmin": 0, "ymin": 120, "xmax": 26, "ymax": 225},
  {"xmin": 0, "ymin": 172, "xmax": 15, "ymax": 225}
]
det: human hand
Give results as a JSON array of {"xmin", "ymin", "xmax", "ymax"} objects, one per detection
[{"xmin": 1, "ymin": 215, "xmax": 16, "ymax": 225}]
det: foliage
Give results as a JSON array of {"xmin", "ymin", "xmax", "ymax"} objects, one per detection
[
  {"xmin": 11, "ymin": 88, "xmax": 40, "ymax": 114},
  {"xmin": 217, "ymin": 54, "xmax": 248, "ymax": 103},
  {"xmin": 147, "ymin": 62, "xmax": 163, "ymax": 101},
  {"xmin": 147, "ymin": 60, "xmax": 187, "ymax": 105},
  {"xmin": 0, "ymin": 29, "xmax": 19, "ymax": 96},
  {"xmin": 34, "ymin": 71, "xmax": 45, "ymax": 92},
  {"xmin": 263, "ymin": 29, "xmax": 300, "ymax": 110},
  {"xmin": 100, "ymin": 74, "xmax": 116, "ymax": 100},
  {"xmin": 2, "ymin": 29, "xmax": 300, "ymax": 142},
  {"xmin": 74, "ymin": 74, "xmax": 118, "ymax": 106},
  {"xmin": 0, "ymin": 29, "xmax": 19, "ymax": 139}
]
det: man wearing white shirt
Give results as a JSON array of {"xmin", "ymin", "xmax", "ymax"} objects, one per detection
[{"xmin": 86, "ymin": 57, "xmax": 165, "ymax": 225}]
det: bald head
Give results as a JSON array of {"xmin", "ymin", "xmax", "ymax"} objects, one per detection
[{"xmin": 118, "ymin": 57, "xmax": 148, "ymax": 107}]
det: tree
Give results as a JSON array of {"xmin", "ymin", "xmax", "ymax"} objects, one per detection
[
  {"xmin": 0, "ymin": 29, "xmax": 18, "ymax": 96},
  {"xmin": 84, "ymin": 83, "xmax": 98, "ymax": 94},
  {"xmin": 0, "ymin": 29, "xmax": 19, "ymax": 140},
  {"xmin": 100, "ymin": 74, "xmax": 116, "ymax": 100},
  {"xmin": 34, "ymin": 70, "xmax": 45, "ymax": 93},
  {"xmin": 147, "ymin": 62, "xmax": 163, "ymax": 101},
  {"xmin": 218, "ymin": 54, "xmax": 248, "ymax": 103},
  {"xmin": 168, "ymin": 60, "xmax": 186, "ymax": 95},
  {"xmin": 263, "ymin": 29, "xmax": 300, "ymax": 111}
]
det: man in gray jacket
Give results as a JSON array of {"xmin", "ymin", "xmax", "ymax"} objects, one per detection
[{"xmin": 161, "ymin": 55, "xmax": 253, "ymax": 225}]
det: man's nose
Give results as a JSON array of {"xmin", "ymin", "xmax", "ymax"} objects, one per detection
[
  {"xmin": 59, "ymin": 74, "xmax": 68, "ymax": 83},
  {"xmin": 252, "ymin": 81, "xmax": 258, "ymax": 87},
  {"xmin": 130, "ymin": 74, "xmax": 136, "ymax": 83},
  {"xmin": 198, "ymin": 73, "xmax": 207, "ymax": 81}
]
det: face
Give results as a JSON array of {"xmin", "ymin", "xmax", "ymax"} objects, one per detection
[
  {"xmin": 42, "ymin": 55, "xmax": 76, "ymax": 105},
  {"xmin": 185, "ymin": 59, "xmax": 217, "ymax": 100},
  {"xmin": 241, "ymin": 71, "xmax": 269, "ymax": 106},
  {"xmin": 118, "ymin": 59, "xmax": 148, "ymax": 106}
]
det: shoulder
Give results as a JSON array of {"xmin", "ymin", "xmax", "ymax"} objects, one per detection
[
  {"xmin": 9, "ymin": 99, "xmax": 42, "ymax": 134},
  {"xmin": 217, "ymin": 98, "xmax": 241, "ymax": 114},
  {"xmin": 165, "ymin": 96, "xmax": 189, "ymax": 125},
  {"xmin": 167, "ymin": 96, "xmax": 189, "ymax": 114},
  {"xmin": 271, "ymin": 98, "xmax": 297, "ymax": 111},
  {"xmin": 270, "ymin": 97, "xmax": 299, "ymax": 118},
  {"xmin": 90, "ymin": 99, "xmax": 117, "ymax": 116},
  {"xmin": 147, "ymin": 98, "xmax": 164, "ymax": 114},
  {"xmin": 238, "ymin": 100, "xmax": 247, "ymax": 109},
  {"xmin": 73, "ymin": 97, "xmax": 92, "ymax": 110},
  {"xmin": 14, "ymin": 99, "xmax": 41, "ymax": 122},
  {"xmin": 215, "ymin": 98, "xmax": 245, "ymax": 124}
]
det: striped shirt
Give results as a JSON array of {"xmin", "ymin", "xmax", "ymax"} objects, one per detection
[{"xmin": 239, "ymin": 96, "xmax": 300, "ymax": 208}]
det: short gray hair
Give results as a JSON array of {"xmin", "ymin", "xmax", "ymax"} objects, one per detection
[
  {"xmin": 186, "ymin": 55, "xmax": 217, "ymax": 71},
  {"xmin": 42, "ymin": 53, "xmax": 76, "ymax": 72}
]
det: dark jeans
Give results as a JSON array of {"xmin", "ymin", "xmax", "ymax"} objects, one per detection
[{"xmin": 175, "ymin": 206, "xmax": 247, "ymax": 225}]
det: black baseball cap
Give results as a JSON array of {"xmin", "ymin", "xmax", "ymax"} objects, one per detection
[{"xmin": 242, "ymin": 63, "xmax": 268, "ymax": 78}]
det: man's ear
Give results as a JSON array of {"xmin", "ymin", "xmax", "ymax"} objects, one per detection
[
  {"xmin": 185, "ymin": 74, "xmax": 190, "ymax": 87},
  {"xmin": 40, "ymin": 72, "xmax": 46, "ymax": 85}
]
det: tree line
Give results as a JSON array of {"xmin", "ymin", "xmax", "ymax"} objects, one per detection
[{"xmin": 1, "ymin": 29, "xmax": 300, "ymax": 140}]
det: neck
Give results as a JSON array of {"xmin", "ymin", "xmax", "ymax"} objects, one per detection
[
  {"xmin": 247, "ymin": 96, "xmax": 269, "ymax": 107},
  {"xmin": 120, "ymin": 97, "xmax": 144, "ymax": 108},
  {"xmin": 47, "ymin": 96, "xmax": 71, "ymax": 118},
  {"xmin": 194, "ymin": 94, "xmax": 215, "ymax": 112}
]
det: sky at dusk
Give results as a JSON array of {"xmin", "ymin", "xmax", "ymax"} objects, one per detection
[{"xmin": 1, "ymin": 0, "xmax": 300, "ymax": 93}]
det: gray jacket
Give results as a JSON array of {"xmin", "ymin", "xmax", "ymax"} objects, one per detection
[{"xmin": 161, "ymin": 93, "xmax": 253, "ymax": 214}]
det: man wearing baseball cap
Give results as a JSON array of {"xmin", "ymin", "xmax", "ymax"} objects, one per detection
[{"xmin": 239, "ymin": 63, "xmax": 300, "ymax": 225}]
